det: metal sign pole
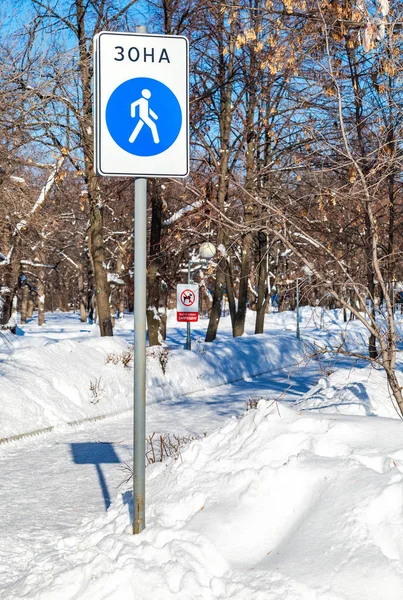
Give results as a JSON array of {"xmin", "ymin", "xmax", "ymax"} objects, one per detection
[
  {"xmin": 296, "ymin": 278, "xmax": 301, "ymax": 340},
  {"xmin": 132, "ymin": 22, "xmax": 147, "ymax": 537},
  {"xmin": 133, "ymin": 176, "xmax": 147, "ymax": 534}
]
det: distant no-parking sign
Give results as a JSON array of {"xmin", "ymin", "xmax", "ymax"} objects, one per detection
[{"xmin": 177, "ymin": 284, "xmax": 199, "ymax": 322}]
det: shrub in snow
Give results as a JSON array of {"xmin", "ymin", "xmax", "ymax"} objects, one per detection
[
  {"xmin": 120, "ymin": 432, "xmax": 207, "ymax": 485},
  {"xmin": 89, "ymin": 377, "xmax": 104, "ymax": 404},
  {"xmin": 105, "ymin": 348, "xmax": 133, "ymax": 368},
  {"xmin": 147, "ymin": 345, "xmax": 169, "ymax": 375}
]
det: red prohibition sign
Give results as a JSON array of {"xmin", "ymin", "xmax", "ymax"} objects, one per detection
[{"xmin": 180, "ymin": 289, "xmax": 196, "ymax": 307}]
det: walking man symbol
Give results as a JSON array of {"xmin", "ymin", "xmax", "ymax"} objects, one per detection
[
  {"xmin": 106, "ymin": 77, "xmax": 182, "ymax": 157},
  {"xmin": 129, "ymin": 89, "xmax": 160, "ymax": 145}
]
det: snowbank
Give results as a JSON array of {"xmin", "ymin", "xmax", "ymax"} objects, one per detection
[
  {"xmin": 3, "ymin": 305, "xmax": 403, "ymax": 440},
  {"xmin": 0, "ymin": 337, "xmax": 131, "ymax": 440},
  {"xmin": 0, "ymin": 330, "xmax": 307, "ymax": 440},
  {"xmin": 150, "ymin": 332, "xmax": 307, "ymax": 401},
  {"xmin": 3, "ymin": 310, "xmax": 403, "ymax": 599},
  {"xmin": 296, "ymin": 362, "xmax": 403, "ymax": 419},
  {"xmin": 8, "ymin": 400, "xmax": 403, "ymax": 599}
]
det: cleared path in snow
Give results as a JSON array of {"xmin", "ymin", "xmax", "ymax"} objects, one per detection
[{"xmin": 0, "ymin": 362, "xmax": 319, "ymax": 594}]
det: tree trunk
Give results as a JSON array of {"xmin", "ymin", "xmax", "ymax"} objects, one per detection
[
  {"xmin": 118, "ymin": 294, "xmax": 125, "ymax": 319},
  {"xmin": 115, "ymin": 245, "xmax": 127, "ymax": 321},
  {"xmin": 88, "ymin": 294, "xmax": 96, "ymax": 324},
  {"xmin": 146, "ymin": 261, "xmax": 161, "ymax": 346},
  {"xmin": 0, "ymin": 287, "xmax": 12, "ymax": 326},
  {"xmin": 37, "ymin": 293, "xmax": 45, "ymax": 326},
  {"xmin": 385, "ymin": 367, "xmax": 403, "ymax": 416},
  {"xmin": 233, "ymin": 228, "xmax": 253, "ymax": 337},
  {"xmin": 0, "ymin": 257, "xmax": 14, "ymax": 327},
  {"xmin": 205, "ymin": 12, "xmax": 236, "ymax": 342},
  {"xmin": 87, "ymin": 177, "xmax": 112, "ymax": 337},
  {"xmin": 21, "ymin": 285, "xmax": 29, "ymax": 324},
  {"xmin": 206, "ymin": 257, "xmax": 226, "ymax": 342},
  {"xmin": 225, "ymin": 261, "xmax": 236, "ymax": 327},
  {"xmin": 75, "ymin": 0, "xmax": 112, "ymax": 337},
  {"xmin": 10, "ymin": 296, "xmax": 18, "ymax": 331},
  {"xmin": 365, "ymin": 214, "xmax": 377, "ymax": 359},
  {"xmin": 255, "ymin": 232, "xmax": 269, "ymax": 334},
  {"xmin": 146, "ymin": 180, "xmax": 163, "ymax": 347},
  {"xmin": 37, "ymin": 266, "xmax": 45, "ymax": 326},
  {"xmin": 233, "ymin": 37, "xmax": 257, "ymax": 338},
  {"xmin": 110, "ymin": 298, "xmax": 116, "ymax": 328},
  {"xmin": 78, "ymin": 262, "xmax": 87, "ymax": 322},
  {"xmin": 160, "ymin": 311, "xmax": 167, "ymax": 341},
  {"xmin": 27, "ymin": 297, "xmax": 34, "ymax": 319}
]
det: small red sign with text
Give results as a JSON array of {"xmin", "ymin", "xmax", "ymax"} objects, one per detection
[{"xmin": 177, "ymin": 312, "xmax": 199, "ymax": 322}]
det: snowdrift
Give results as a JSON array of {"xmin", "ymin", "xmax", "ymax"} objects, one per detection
[
  {"xmin": 3, "ymin": 311, "xmax": 403, "ymax": 599},
  {"xmin": 8, "ymin": 400, "xmax": 403, "ymax": 600},
  {"xmin": 0, "ymin": 329, "xmax": 306, "ymax": 440}
]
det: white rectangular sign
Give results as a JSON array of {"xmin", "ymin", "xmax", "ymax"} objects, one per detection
[
  {"xmin": 177, "ymin": 283, "xmax": 199, "ymax": 322},
  {"xmin": 94, "ymin": 31, "xmax": 189, "ymax": 178}
]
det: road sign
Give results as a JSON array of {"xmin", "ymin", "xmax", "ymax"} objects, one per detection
[
  {"xmin": 94, "ymin": 31, "xmax": 189, "ymax": 177},
  {"xmin": 177, "ymin": 283, "xmax": 199, "ymax": 322}
]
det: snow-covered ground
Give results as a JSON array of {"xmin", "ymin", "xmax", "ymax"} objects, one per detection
[
  {"xmin": 1, "ymin": 308, "xmax": 403, "ymax": 599},
  {"xmin": 0, "ymin": 311, "xmax": 313, "ymax": 440}
]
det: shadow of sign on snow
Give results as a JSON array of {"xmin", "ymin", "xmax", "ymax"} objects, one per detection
[
  {"xmin": 161, "ymin": 365, "xmax": 320, "ymax": 423},
  {"xmin": 122, "ymin": 490, "xmax": 133, "ymax": 522},
  {"xmin": 70, "ymin": 442, "xmax": 121, "ymax": 510}
]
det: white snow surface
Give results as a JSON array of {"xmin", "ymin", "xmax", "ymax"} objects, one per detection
[
  {"xmin": 0, "ymin": 311, "xmax": 311, "ymax": 440},
  {"xmin": 7, "ymin": 404, "xmax": 403, "ymax": 600},
  {"xmin": 2, "ymin": 308, "xmax": 403, "ymax": 599}
]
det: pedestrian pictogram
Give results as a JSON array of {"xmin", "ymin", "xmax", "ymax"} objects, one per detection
[
  {"xmin": 94, "ymin": 31, "xmax": 188, "ymax": 177},
  {"xmin": 129, "ymin": 89, "xmax": 159, "ymax": 144},
  {"xmin": 106, "ymin": 77, "xmax": 182, "ymax": 158}
]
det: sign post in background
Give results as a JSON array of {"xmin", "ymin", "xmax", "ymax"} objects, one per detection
[
  {"xmin": 177, "ymin": 284, "xmax": 199, "ymax": 321},
  {"xmin": 177, "ymin": 283, "xmax": 199, "ymax": 350},
  {"xmin": 94, "ymin": 27, "xmax": 189, "ymax": 534}
]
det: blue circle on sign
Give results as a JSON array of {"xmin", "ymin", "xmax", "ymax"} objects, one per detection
[{"xmin": 106, "ymin": 77, "xmax": 182, "ymax": 157}]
